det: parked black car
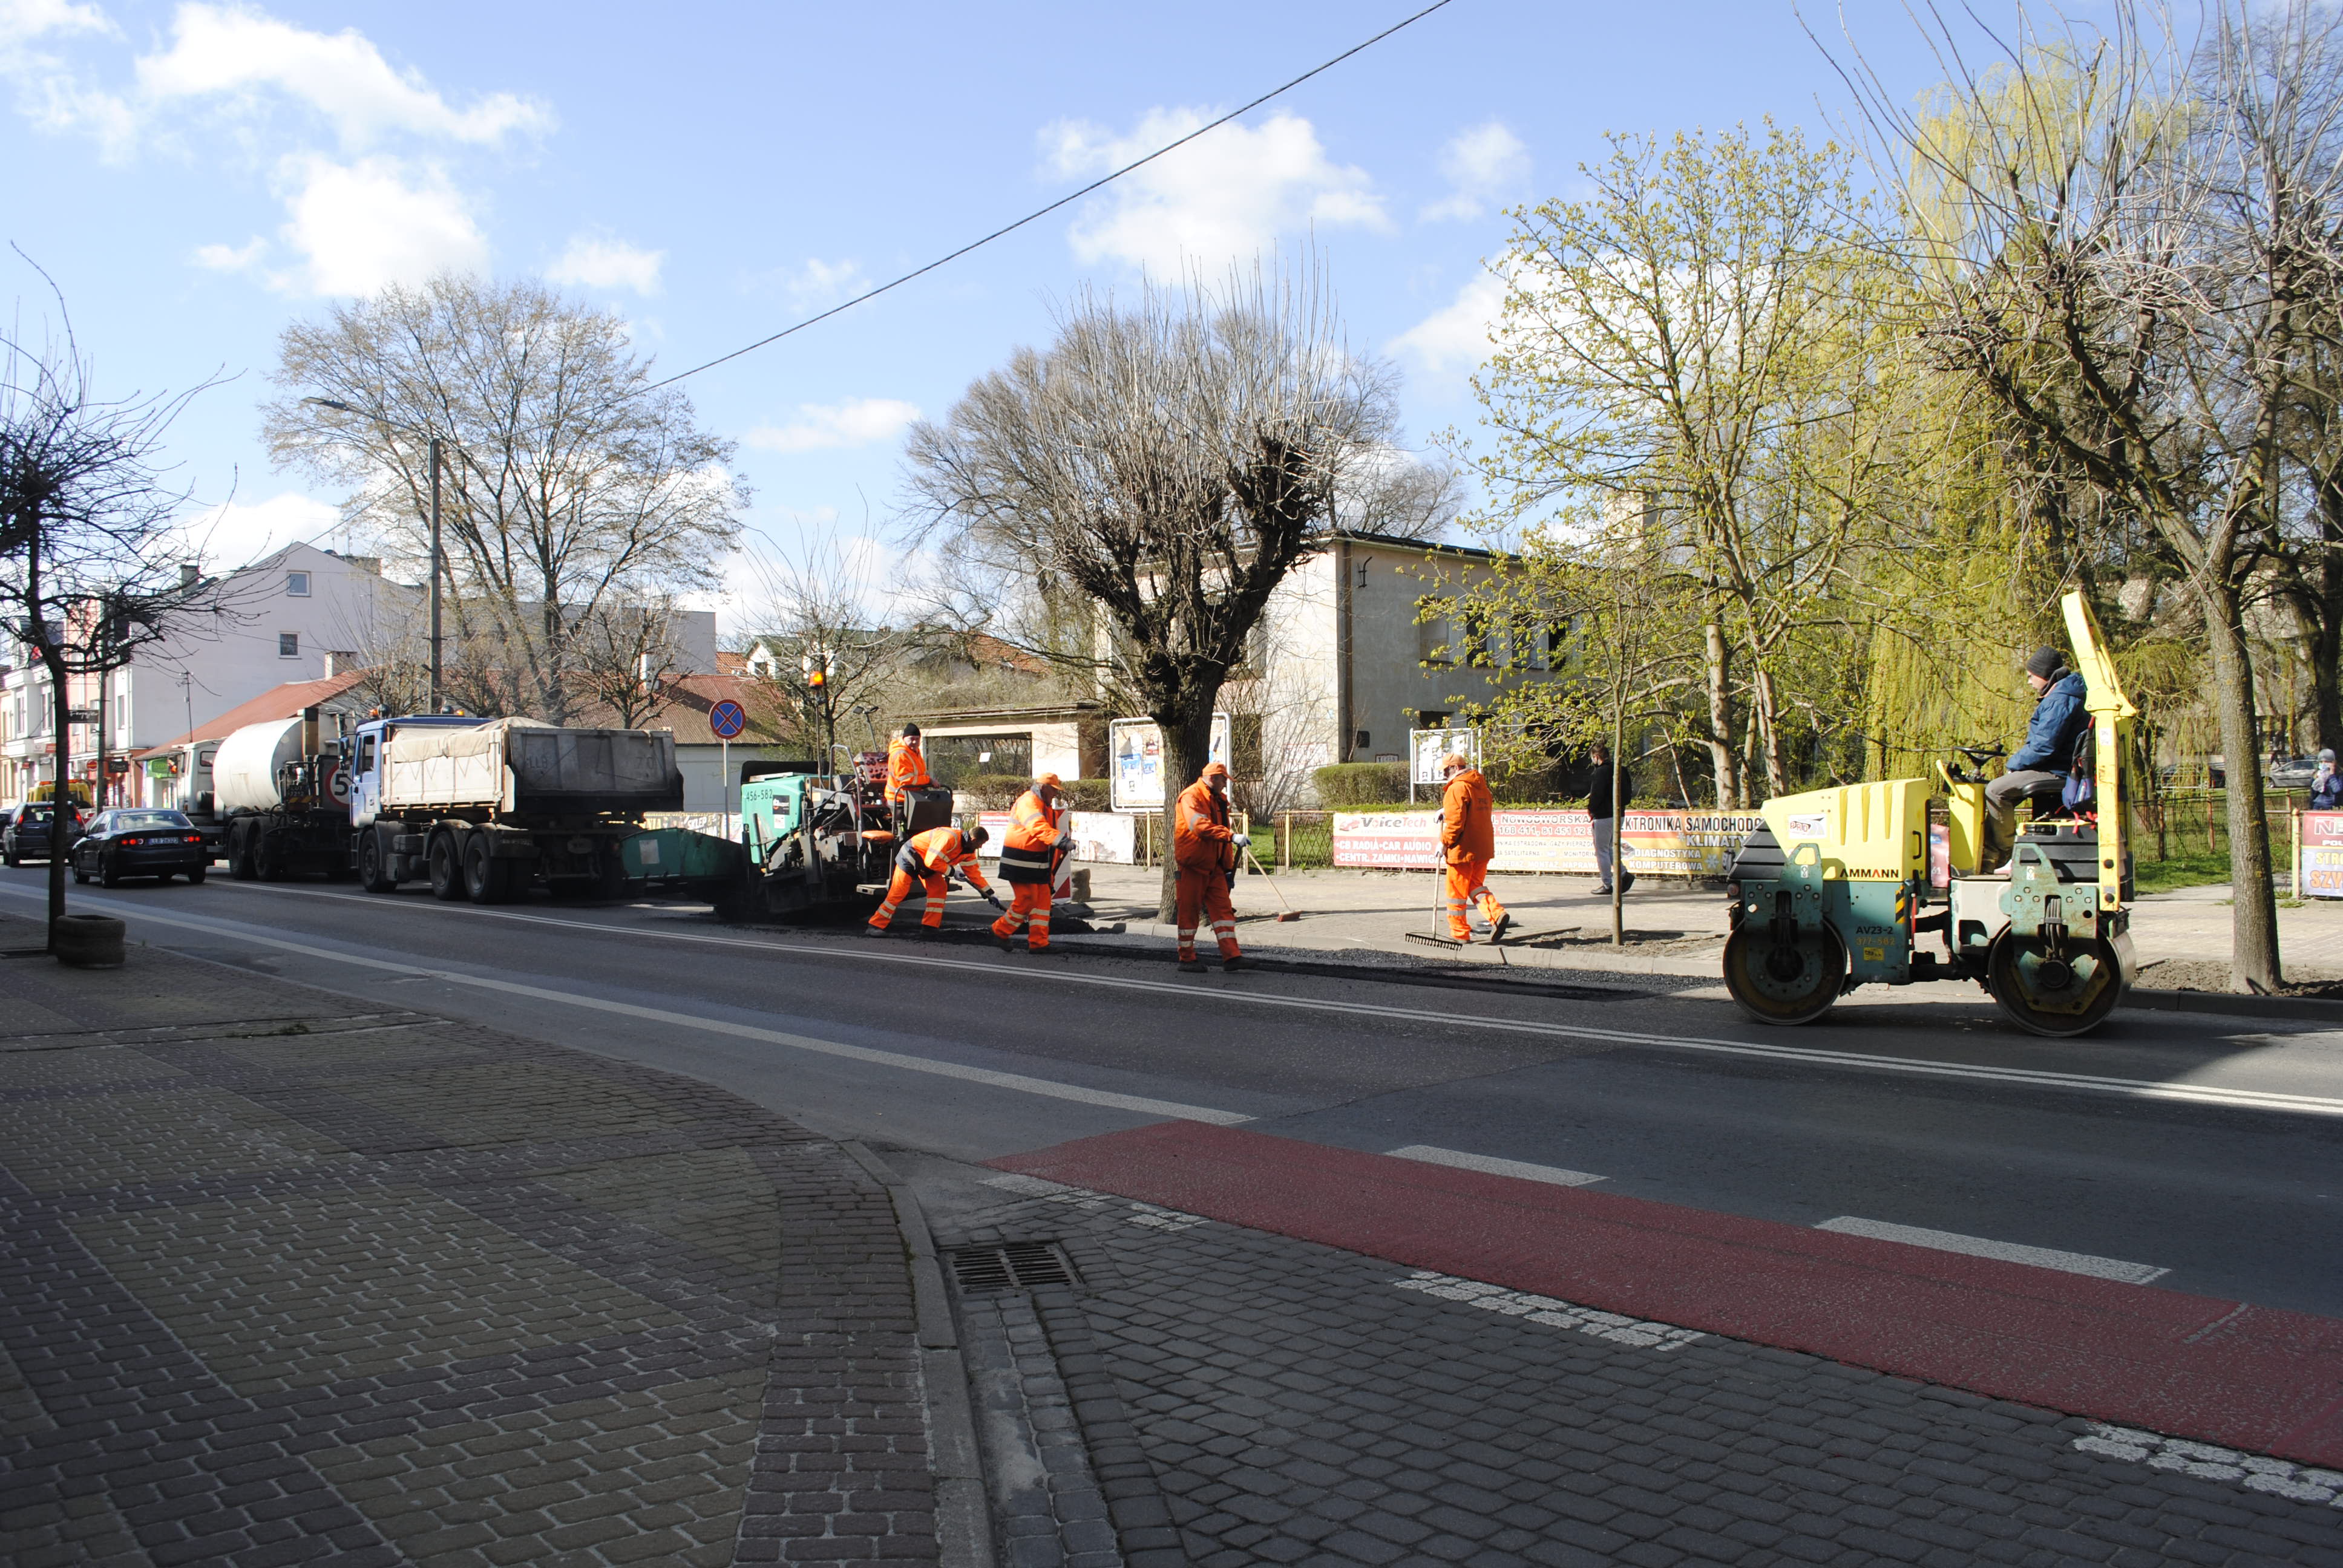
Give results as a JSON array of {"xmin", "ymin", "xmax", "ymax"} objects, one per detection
[
  {"xmin": 2, "ymin": 803, "xmax": 80, "ymax": 866},
  {"xmin": 69, "ymin": 809, "xmax": 209, "ymax": 886}
]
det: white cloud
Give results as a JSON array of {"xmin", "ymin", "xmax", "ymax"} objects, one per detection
[
  {"xmin": 0, "ymin": 0, "xmax": 131, "ymax": 149},
  {"xmin": 133, "ymin": 2, "xmax": 549, "ymax": 150},
  {"xmin": 745, "ymin": 398, "xmax": 921, "ymax": 454},
  {"xmin": 1042, "ymin": 107, "xmax": 1386, "ymax": 275},
  {"xmin": 770, "ymin": 256, "xmax": 864, "ymax": 310},
  {"xmin": 1393, "ymin": 270, "xmax": 1507, "ymax": 376},
  {"xmin": 277, "ymin": 153, "xmax": 488, "ymax": 295},
  {"xmin": 1422, "ymin": 122, "xmax": 1531, "ymax": 223},
  {"xmin": 179, "ymin": 491, "xmax": 341, "ymax": 569},
  {"xmin": 191, "ymin": 234, "xmax": 264, "ymax": 272},
  {"xmin": 548, "ymin": 234, "xmax": 663, "ymax": 295}
]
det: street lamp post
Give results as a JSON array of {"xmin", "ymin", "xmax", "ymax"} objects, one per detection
[{"xmin": 303, "ymin": 397, "xmax": 444, "ymax": 711}]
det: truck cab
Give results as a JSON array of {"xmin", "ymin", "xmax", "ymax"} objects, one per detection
[{"xmin": 346, "ymin": 715, "xmax": 488, "ymax": 830}]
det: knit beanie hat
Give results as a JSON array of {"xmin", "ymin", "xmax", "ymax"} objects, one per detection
[{"xmin": 2025, "ymin": 646, "xmax": 2066, "ymax": 680}]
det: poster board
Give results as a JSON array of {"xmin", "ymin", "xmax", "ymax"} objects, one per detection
[
  {"xmin": 2301, "ymin": 811, "xmax": 2343, "ymax": 898},
  {"xmin": 1109, "ymin": 714, "xmax": 1231, "ymax": 811},
  {"xmin": 1332, "ymin": 808, "xmax": 1766, "ymax": 877},
  {"xmin": 975, "ymin": 810, "xmax": 1139, "ymax": 865},
  {"xmin": 1409, "ymin": 728, "xmax": 1480, "ymax": 786}
]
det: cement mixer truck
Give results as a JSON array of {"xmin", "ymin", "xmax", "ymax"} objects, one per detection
[{"xmin": 215, "ymin": 708, "xmax": 351, "ymax": 880}]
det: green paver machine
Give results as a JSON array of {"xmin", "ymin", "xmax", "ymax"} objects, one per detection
[
  {"xmin": 1721, "ymin": 590, "xmax": 2139, "ymax": 1037},
  {"xmin": 724, "ymin": 760, "xmax": 954, "ymax": 918}
]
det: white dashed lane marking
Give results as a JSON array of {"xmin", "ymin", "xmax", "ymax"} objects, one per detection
[
  {"xmin": 1392, "ymin": 1270, "xmax": 1706, "ymax": 1352},
  {"xmin": 1386, "ymin": 1144, "xmax": 1607, "ymax": 1187},
  {"xmin": 1815, "ymin": 1216, "xmax": 2169, "ymax": 1284},
  {"xmin": 2075, "ymin": 1422, "xmax": 2343, "ymax": 1505}
]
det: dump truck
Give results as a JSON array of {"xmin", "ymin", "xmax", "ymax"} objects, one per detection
[
  {"xmin": 215, "ymin": 708, "xmax": 350, "ymax": 880},
  {"xmin": 348, "ymin": 714, "xmax": 703, "ymax": 901}
]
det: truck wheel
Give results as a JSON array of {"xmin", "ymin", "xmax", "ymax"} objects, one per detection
[
  {"xmin": 463, "ymin": 835, "xmax": 503, "ymax": 904},
  {"xmin": 427, "ymin": 832, "xmax": 466, "ymax": 901},
  {"xmin": 229, "ymin": 823, "xmax": 259, "ymax": 881},
  {"xmin": 358, "ymin": 831, "xmax": 397, "ymax": 893}
]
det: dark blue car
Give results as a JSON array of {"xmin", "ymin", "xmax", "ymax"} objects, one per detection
[
  {"xmin": 2, "ymin": 803, "xmax": 79, "ymax": 866},
  {"xmin": 70, "ymin": 809, "xmax": 210, "ymax": 886}
]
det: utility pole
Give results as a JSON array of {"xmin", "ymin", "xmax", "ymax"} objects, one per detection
[{"xmin": 428, "ymin": 436, "xmax": 444, "ymax": 713}]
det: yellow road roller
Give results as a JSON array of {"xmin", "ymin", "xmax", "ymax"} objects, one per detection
[{"xmin": 1722, "ymin": 591, "xmax": 2138, "ymax": 1037}]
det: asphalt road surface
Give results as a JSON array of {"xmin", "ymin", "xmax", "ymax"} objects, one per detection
[{"xmin": 8, "ymin": 863, "xmax": 2336, "ymax": 1327}]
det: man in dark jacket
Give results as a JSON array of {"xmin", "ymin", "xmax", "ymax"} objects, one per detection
[
  {"xmin": 1987, "ymin": 645, "xmax": 2091, "ymax": 867},
  {"xmin": 1587, "ymin": 741, "xmax": 1635, "ymax": 896}
]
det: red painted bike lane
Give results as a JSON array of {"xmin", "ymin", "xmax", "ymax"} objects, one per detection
[{"xmin": 991, "ymin": 1119, "xmax": 2343, "ymax": 1469}]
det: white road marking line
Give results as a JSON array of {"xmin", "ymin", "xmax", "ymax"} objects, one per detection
[
  {"xmin": 1815, "ymin": 1217, "xmax": 2169, "ymax": 1284},
  {"xmin": 2074, "ymin": 1422, "xmax": 2343, "ymax": 1506},
  {"xmin": 1386, "ymin": 1144, "xmax": 1607, "ymax": 1187},
  {"xmin": 0, "ymin": 889, "xmax": 1250, "ymax": 1127},
  {"xmin": 1394, "ymin": 1270, "xmax": 1705, "ymax": 1351},
  {"xmin": 48, "ymin": 878, "xmax": 2343, "ymax": 1123}
]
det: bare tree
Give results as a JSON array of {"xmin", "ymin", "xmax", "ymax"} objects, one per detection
[
  {"xmin": 0, "ymin": 293, "xmax": 223, "ymax": 941},
  {"xmin": 263, "ymin": 274, "xmax": 747, "ymax": 724},
  {"xmin": 740, "ymin": 531, "xmax": 907, "ymax": 763},
  {"xmin": 903, "ymin": 264, "xmax": 1412, "ymax": 913},
  {"xmin": 572, "ymin": 593, "xmax": 686, "ymax": 730}
]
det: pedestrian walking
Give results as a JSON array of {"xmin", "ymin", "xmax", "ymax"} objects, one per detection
[
  {"xmin": 865, "ymin": 822, "xmax": 998, "ymax": 936},
  {"xmin": 1438, "ymin": 752, "xmax": 1510, "ymax": 943},
  {"xmin": 1588, "ymin": 740, "xmax": 1634, "ymax": 896},
  {"xmin": 994, "ymin": 772, "xmax": 1066, "ymax": 953},
  {"xmin": 1173, "ymin": 761, "xmax": 1244, "ymax": 973}
]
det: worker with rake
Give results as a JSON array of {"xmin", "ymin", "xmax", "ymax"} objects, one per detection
[
  {"xmin": 993, "ymin": 772, "xmax": 1066, "ymax": 953},
  {"xmin": 1173, "ymin": 761, "xmax": 1245, "ymax": 973},
  {"xmin": 1440, "ymin": 751, "xmax": 1511, "ymax": 944}
]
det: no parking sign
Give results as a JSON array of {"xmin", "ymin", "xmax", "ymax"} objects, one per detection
[{"xmin": 709, "ymin": 699, "xmax": 747, "ymax": 740}]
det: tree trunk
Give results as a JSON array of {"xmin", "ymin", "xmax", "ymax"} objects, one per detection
[
  {"xmin": 1702, "ymin": 617, "xmax": 1741, "ymax": 808},
  {"xmin": 1153, "ymin": 700, "xmax": 1216, "ymax": 924},
  {"xmin": 2201, "ymin": 583, "xmax": 2282, "ymax": 991},
  {"xmin": 44, "ymin": 650, "xmax": 71, "ymax": 945},
  {"xmin": 1751, "ymin": 665, "xmax": 1789, "ymax": 800},
  {"xmin": 1610, "ymin": 702, "xmax": 1625, "ymax": 947}
]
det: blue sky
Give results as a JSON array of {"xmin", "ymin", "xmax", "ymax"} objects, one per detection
[{"xmin": 1, "ymin": 0, "xmax": 1959, "ymax": 633}]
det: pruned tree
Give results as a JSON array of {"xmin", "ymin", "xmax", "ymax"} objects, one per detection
[
  {"xmin": 1835, "ymin": 0, "xmax": 2343, "ymax": 991},
  {"xmin": 263, "ymin": 274, "xmax": 748, "ymax": 724},
  {"xmin": 903, "ymin": 263, "xmax": 1420, "ymax": 914},
  {"xmin": 572, "ymin": 593, "xmax": 686, "ymax": 730},
  {"xmin": 0, "ymin": 290, "xmax": 223, "ymax": 941},
  {"xmin": 740, "ymin": 529, "xmax": 908, "ymax": 763}
]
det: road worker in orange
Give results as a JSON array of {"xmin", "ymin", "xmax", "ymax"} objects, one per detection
[
  {"xmin": 885, "ymin": 724, "xmax": 932, "ymax": 812},
  {"xmin": 865, "ymin": 822, "xmax": 998, "ymax": 936},
  {"xmin": 1173, "ymin": 760, "xmax": 1244, "ymax": 973},
  {"xmin": 993, "ymin": 772, "xmax": 1067, "ymax": 953},
  {"xmin": 1440, "ymin": 752, "xmax": 1511, "ymax": 944}
]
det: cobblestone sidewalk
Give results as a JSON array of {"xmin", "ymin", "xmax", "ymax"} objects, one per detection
[
  {"xmin": 905, "ymin": 1153, "xmax": 2343, "ymax": 1568},
  {"xmin": 0, "ymin": 918, "xmax": 943, "ymax": 1567}
]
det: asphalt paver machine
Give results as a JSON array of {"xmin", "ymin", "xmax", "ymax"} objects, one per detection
[
  {"xmin": 1721, "ymin": 591, "xmax": 2139, "ymax": 1037},
  {"xmin": 726, "ymin": 756, "xmax": 954, "ymax": 918}
]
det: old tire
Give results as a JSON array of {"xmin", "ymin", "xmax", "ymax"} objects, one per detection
[
  {"xmin": 1987, "ymin": 929, "xmax": 2130, "ymax": 1038},
  {"xmin": 463, "ymin": 834, "xmax": 503, "ymax": 904},
  {"xmin": 358, "ymin": 831, "xmax": 396, "ymax": 893},
  {"xmin": 427, "ymin": 832, "xmax": 465, "ymax": 901},
  {"xmin": 53, "ymin": 912, "xmax": 125, "ymax": 968},
  {"xmin": 1722, "ymin": 921, "xmax": 1848, "ymax": 1026}
]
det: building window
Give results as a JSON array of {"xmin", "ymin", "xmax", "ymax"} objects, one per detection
[
  {"xmin": 286, "ymin": 571, "xmax": 311, "ymax": 596},
  {"xmin": 278, "ymin": 633, "xmax": 300, "ymax": 658}
]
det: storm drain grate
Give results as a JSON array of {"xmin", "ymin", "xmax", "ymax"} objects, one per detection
[{"xmin": 949, "ymin": 1240, "xmax": 1078, "ymax": 1293}]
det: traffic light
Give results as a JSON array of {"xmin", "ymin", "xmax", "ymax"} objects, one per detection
[{"xmin": 801, "ymin": 651, "xmax": 833, "ymax": 691}]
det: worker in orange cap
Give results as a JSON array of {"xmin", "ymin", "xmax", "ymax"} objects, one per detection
[
  {"xmin": 885, "ymin": 724, "xmax": 932, "ymax": 812},
  {"xmin": 1173, "ymin": 760, "xmax": 1243, "ymax": 972},
  {"xmin": 994, "ymin": 772, "xmax": 1067, "ymax": 953},
  {"xmin": 866, "ymin": 822, "xmax": 998, "ymax": 936},
  {"xmin": 1440, "ymin": 751, "xmax": 1510, "ymax": 943}
]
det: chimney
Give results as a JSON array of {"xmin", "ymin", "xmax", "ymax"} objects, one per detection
[
  {"xmin": 179, "ymin": 564, "xmax": 198, "ymax": 589},
  {"xmin": 300, "ymin": 705, "xmax": 320, "ymax": 759},
  {"xmin": 322, "ymin": 650, "xmax": 358, "ymax": 678}
]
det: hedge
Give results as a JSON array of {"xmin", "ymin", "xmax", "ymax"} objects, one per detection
[
  {"xmin": 1312, "ymin": 762, "xmax": 1411, "ymax": 807},
  {"xmin": 950, "ymin": 774, "xmax": 1113, "ymax": 811}
]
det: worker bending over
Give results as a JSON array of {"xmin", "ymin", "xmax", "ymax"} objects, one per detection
[
  {"xmin": 1173, "ymin": 762, "xmax": 1244, "ymax": 973},
  {"xmin": 1439, "ymin": 753, "xmax": 1510, "ymax": 944},
  {"xmin": 885, "ymin": 724, "xmax": 932, "ymax": 812},
  {"xmin": 867, "ymin": 822, "xmax": 997, "ymax": 936},
  {"xmin": 994, "ymin": 772, "xmax": 1066, "ymax": 953}
]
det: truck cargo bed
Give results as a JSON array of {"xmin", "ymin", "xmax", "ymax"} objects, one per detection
[{"xmin": 381, "ymin": 719, "xmax": 683, "ymax": 815}]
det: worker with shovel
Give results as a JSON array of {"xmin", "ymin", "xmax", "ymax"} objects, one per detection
[
  {"xmin": 994, "ymin": 773, "xmax": 1066, "ymax": 953},
  {"xmin": 1440, "ymin": 752, "xmax": 1511, "ymax": 944},
  {"xmin": 866, "ymin": 822, "xmax": 998, "ymax": 936},
  {"xmin": 1173, "ymin": 762, "xmax": 1245, "ymax": 973}
]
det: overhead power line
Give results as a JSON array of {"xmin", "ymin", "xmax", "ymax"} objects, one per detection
[{"xmin": 644, "ymin": 0, "xmax": 1462, "ymax": 391}]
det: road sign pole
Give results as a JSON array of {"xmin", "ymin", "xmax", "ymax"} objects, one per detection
[{"xmin": 723, "ymin": 735, "xmax": 730, "ymax": 840}]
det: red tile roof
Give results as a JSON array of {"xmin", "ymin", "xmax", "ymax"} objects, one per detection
[
  {"xmin": 132, "ymin": 671, "xmax": 375, "ymax": 756},
  {"xmin": 574, "ymin": 673, "xmax": 790, "ymax": 745}
]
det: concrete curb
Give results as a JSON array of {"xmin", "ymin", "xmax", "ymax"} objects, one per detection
[
  {"xmin": 841, "ymin": 1140, "xmax": 996, "ymax": 1568},
  {"xmin": 2120, "ymin": 986, "xmax": 2343, "ymax": 1024}
]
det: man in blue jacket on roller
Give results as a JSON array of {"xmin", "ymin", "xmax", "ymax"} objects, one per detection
[{"xmin": 1985, "ymin": 645, "xmax": 2091, "ymax": 871}]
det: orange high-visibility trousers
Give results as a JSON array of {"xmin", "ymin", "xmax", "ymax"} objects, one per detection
[
  {"xmin": 992, "ymin": 883, "xmax": 1053, "ymax": 949},
  {"xmin": 1176, "ymin": 869, "xmax": 1240, "ymax": 960},
  {"xmin": 1444, "ymin": 855, "xmax": 1506, "ymax": 941},
  {"xmin": 869, "ymin": 866, "xmax": 948, "ymax": 930}
]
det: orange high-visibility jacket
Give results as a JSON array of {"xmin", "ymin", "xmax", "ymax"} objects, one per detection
[
  {"xmin": 907, "ymin": 825, "xmax": 992, "ymax": 892},
  {"xmin": 886, "ymin": 737, "xmax": 932, "ymax": 801},
  {"xmin": 1173, "ymin": 781, "xmax": 1235, "ymax": 873},
  {"xmin": 1440, "ymin": 768, "xmax": 1496, "ymax": 863},
  {"xmin": 1005, "ymin": 789, "xmax": 1063, "ymax": 852}
]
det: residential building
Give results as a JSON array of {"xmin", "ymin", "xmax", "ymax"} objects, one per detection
[{"xmin": 0, "ymin": 543, "xmax": 419, "ymax": 805}]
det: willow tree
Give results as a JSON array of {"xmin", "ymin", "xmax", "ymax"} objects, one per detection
[
  {"xmin": 1470, "ymin": 122, "xmax": 1893, "ymax": 805},
  {"xmin": 903, "ymin": 267, "xmax": 1407, "ymax": 913}
]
